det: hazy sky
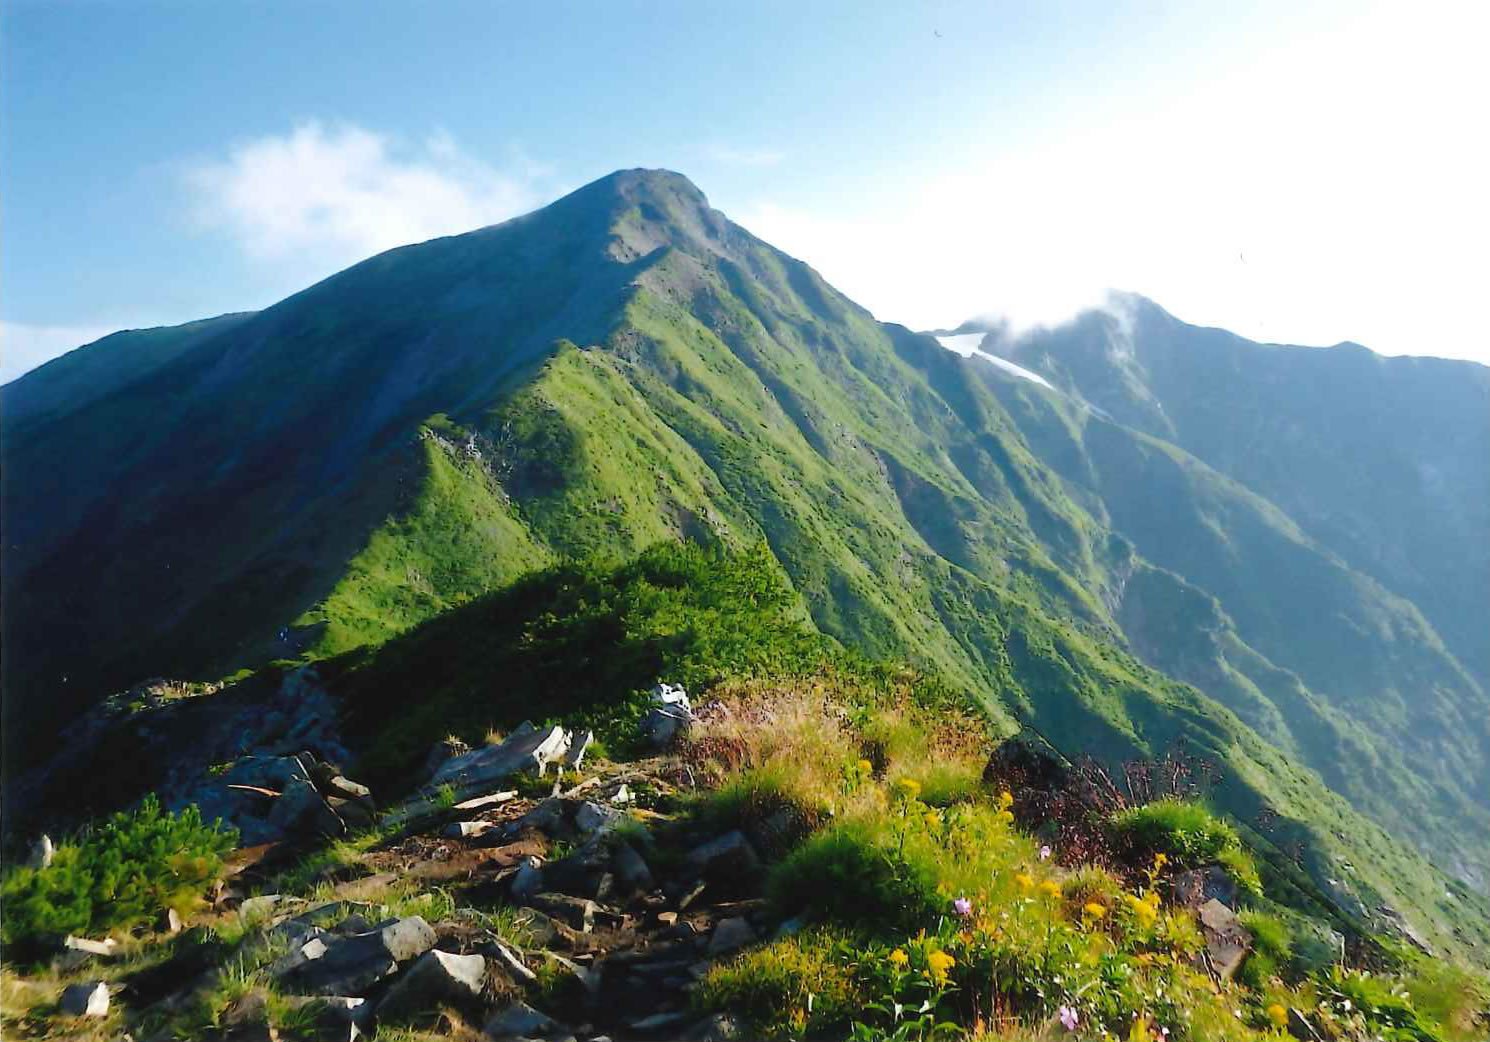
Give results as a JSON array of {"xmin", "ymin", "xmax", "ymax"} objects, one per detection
[{"xmin": 3, "ymin": 0, "xmax": 1487, "ymax": 382}]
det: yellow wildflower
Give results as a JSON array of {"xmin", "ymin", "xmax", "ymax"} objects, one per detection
[
  {"xmin": 894, "ymin": 777, "xmax": 922, "ymax": 801},
  {"xmin": 888, "ymin": 948, "xmax": 909, "ymax": 967},
  {"xmin": 995, "ymin": 809, "xmax": 1015, "ymax": 826},
  {"xmin": 996, "ymin": 789, "xmax": 1014, "ymax": 811},
  {"xmin": 924, "ymin": 811, "xmax": 940, "ymax": 829},
  {"xmin": 1266, "ymin": 1004, "xmax": 1288, "ymax": 1029},
  {"xmin": 1083, "ymin": 901, "xmax": 1107, "ymax": 920},
  {"xmin": 1038, "ymin": 880, "xmax": 1063, "ymax": 899},
  {"xmin": 1153, "ymin": 852, "xmax": 1168, "ymax": 867},
  {"xmin": 1014, "ymin": 872, "xmax": 1035, "ymax": 891},
  {"xmin": 856, "ymin": 758, "xmax": 873, "ymax": 774},
  {"xmin": 926, "ymin": 949, "xmax": 955, "ymax": 982}
]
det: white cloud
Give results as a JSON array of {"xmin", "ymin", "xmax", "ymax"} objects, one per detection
[
  {"xmin": 185, "ymin": 122, "xmax": 549, "ymax": 278},
  {"xmin": 1, "ymin": 321, "xmax": 120, "ymax": 384}
]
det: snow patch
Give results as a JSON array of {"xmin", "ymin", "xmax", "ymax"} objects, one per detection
[{"xmin": 934, "ymin": 334, "xmax": 1056, "ymax": 391}]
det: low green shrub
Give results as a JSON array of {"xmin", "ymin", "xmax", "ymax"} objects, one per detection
[
  {"xmin": 1238, "ymin": 909, "xmax": 1293, "ymax": 987},
  {"xmin": 693, "ymin": 927, "xmax": 864, "ymax": 1038},
  {"xmin": 767, "ymin": 822, "xmax": 937, "ymax": 931},
  {"xmin": 1110, "ymin": 798, "xmax": 1262, "ymax": 895},
  {"xmin": 1, "ymin": 796, "xmax": 237, "ymax": 953}
]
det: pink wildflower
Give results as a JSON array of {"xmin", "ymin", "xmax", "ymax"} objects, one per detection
[
  {"xmin": 953, "ymin": 896, "xmax": 973, "ymax": 917},
  {"xmin": 1059, "ymin": 1005, "xmax": 1079, "ymax": 1031},
  {"xmin": 1039, "ymin": 845, "xmax": 1052, "ymax": 860}
]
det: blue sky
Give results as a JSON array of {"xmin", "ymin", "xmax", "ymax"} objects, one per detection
[{"xmin": 3, "ymin": 0, "xmax": 1487, "ymax": 382}]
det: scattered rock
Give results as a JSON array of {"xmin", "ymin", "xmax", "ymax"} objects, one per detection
[
  {"xmin": 527, "ymin": 893, "xmax": 596, "ymax": 933},
  {"xmin": 614, "ymin": 843, "xmax": 654, "ymax": 893},
  {"xmin": 376, "ymin": 949, "xmax": 487, "ymax": 1023},
  {"xmin": 1172, "ymin": 865, "xmax": 1237, "ymax": 909},
  {"xmin": 1198, "ymin": 899, "xmax": 1251, "ymax": 980},
  {"xmin": 290, "ymin": 916, "xmax": 437, "ymax": 995},
  {"xmin": 639, "ymin": 706, "xmax": 690, "ymax": 748},
  {"xmin": 707, "ymin": 917, "xmax": 756, "ymax": 956},
  {"xmin": 574, "ymin": 801, "xmax": 620, "ymax": 836},
  {"xmin": 59, "ymin": 981, "xmax": 109, "ymax": 1017},
  {"xmin": 485, "ymin": 1000, "xmax": 559, "ymax": 1038},
  {"xmin": 630, "ymin": 1011, "xmax": 690, "ymax": 1031},
  {"xmin": 685, "ymin": 831, "xmax": 761, "ymax": 886},
  {"xmin": 610, "ymin": 784, "xmax": 634, "ymax": 805},
  {"xmin": 268, "ymin": 775, "xmax": 346, "ymax": 837},
  {"xmin": 62, "ymin": 934, "xmax": 118, "ymax": 958}
]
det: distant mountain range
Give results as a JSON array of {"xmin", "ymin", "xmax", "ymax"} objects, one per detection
[{"xmin": 4, "ymin": 169, "xmax": 1487, "ymax": 957}]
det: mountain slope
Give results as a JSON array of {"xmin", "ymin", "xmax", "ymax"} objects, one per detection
[{"xmin": 3, "ymin": 170, "xmax": 1486, "ymax": 959}]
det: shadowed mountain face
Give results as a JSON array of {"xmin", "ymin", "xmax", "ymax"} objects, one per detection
[{"xmin": 4, "ymin": 170, "xmax": 1488, "ymax": 957}]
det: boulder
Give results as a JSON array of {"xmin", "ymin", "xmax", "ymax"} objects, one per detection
[
  {"xmin": 574, "ymin": 801, "xmax": 620, "ymax": 836},
  {"xmin": 291, "ymin": 916, "xmax": 437, "ymax": 995},
  {"xmin": 1198, "ymin": 899, "xmax": 1251, "ymax": 980},
  {"xmin": 613, "ymin": 843, "xmax": 654, "ymax": 893},
  {"xmin": 707, "ymin": 917, "xmax": 756, "ymax": 956},
  {"xmin": 59, "ymin": 981, "xmax": 109, "ymax": 1017},
  {"xmin": 651, "ymin": 681, "xmax": 691, "ymax": 713},
  {"xmin": 376, "ymin": 949, "xmax": 487, "ymax": 1023},
  {"xmin": 685, "ymin": 831, "xmax": 761, "ymax": 885},
  {"xmin": 639, "ymin": 706, "xmax": 690, "ymax": 748},
  {"xmin": 269, "ymin": 775, "xmax": 346, "ymax": 837},
  {"xmin": 485, "ymin": 1000, "xmax": 558, "ymax": 1038},
  {"xmin": 424, "ymin": 736, "xmax": 472, "ymax": 778},
  {"xmin": 1172, "ymin": 865, "xmax": 1237, "ymax": 909}
]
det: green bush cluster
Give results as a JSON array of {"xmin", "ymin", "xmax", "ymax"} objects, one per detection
[
  {"xmin": 1110, "ymin": 798, "xmax": 1263, "ymax": 895},
  {"xmin": 0, "ymin": 795, "xmax": 236, "ymax": 953}
]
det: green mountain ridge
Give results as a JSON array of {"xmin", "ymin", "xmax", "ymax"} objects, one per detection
[{"xmin": 3, "ymin": 169, "xmax": 1487, "ymax": 960}]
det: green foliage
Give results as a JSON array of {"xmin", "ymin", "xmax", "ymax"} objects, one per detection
[
  {"xmin": 693, "ymin": 927, "xmax": 866, "ymax": 1039},
  {"xmin": 0, "ymin": 796, "xmax": 236, "ymax": 952},
  {"xmin": 768, "ymin": 822, "xmax": 938, "ymax": 932},
  {"xmin": 1238, "ymin": 909, "xmax": 1294, "ymax": 987},
  {"xmin": 1111, "ymin": 799, "xmax": 1263, "ymax": 895}
]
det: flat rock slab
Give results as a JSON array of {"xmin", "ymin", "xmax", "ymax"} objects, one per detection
[
  {"xmin": 707, "ymin": 917, "xmax": 756, "ymax": 956},
  {"xmin": 485, "ymin": 1000, "xmax": 559, "ymax": 1038},
  {"xmin": 291, "ymin": 916, "xmax": 436, "ymax": 996}
]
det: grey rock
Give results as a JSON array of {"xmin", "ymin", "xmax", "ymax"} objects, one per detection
[
  {"xmin": 324, "ymin": 775, "xmax": 372, "ymax": 802},
  {"xmin": 1172, "ymin": 865, "xmax": 1237, "ymax": 909},
  {"xmin": 510, "ymin": 857, "xmax": 545, "ymax": 900},
  {"xmin": 62, "ymin": 934, "xmax": 118, "ymax": 957},
  {"xmin": 685, "ymin": 831, "xmax": 761, "ymax": 883},
  {"xmin": 29, "ymin": 834, "xmax": 54, "ymax": 869},
  {"xmin": 424, "ymin": 736, "xmax": 471, "ymax": 777},
  {"xmin": 377, "ymin": 949, "xmax": 486, "ymax": 1022},
  {"xmin": 429, "ymin": 722, "xmax": 570, "ymax": 793},
  {"xmin": 59, "ymin": 981, "xmax": 109, "ymax": 1017},
  {"xmin": 160, "ymin": 907, "xmax": 184, "ymax": 935},
  {"xmin": 613, "ymin": 843, "xmax": 654, "ymax": 893},
  {"xmin": 268, "ymin": 933, "xmax": 330, "ymax": 978},
  {"xmin": 707, "ymin": 917, "xmax": 756, "ymax": 956},
  {"xmin": 638, "ymin": 706, "xmax": 691, "ymax": 748},
  {"xmin": 526, "ymin": 893, "xmax": 596, "ymax": 932},
  {"xmin": 563, "ymin": 730, "xmax": 594, "ymax": 770},
  {"xmin": 574, "ymin": 801, "xmax": 620, "ymax": 836},
  {"xmin": 489, "ymin": 940, "xmax": 537, "ymax": 982},
  {"xmin": 272, "ymin": 775, "xmax": 347, "ymax": 837},
  {"xmin": 651, "ymin": 681, "xmax": 691, "ymax": 713},
  {"xmin": 292, "ymin": 916, "xmax": 437, "ymax": 995},
  {"xmin": 1198, "ymin": 899, "xmax": 1251, "ymax": 980},
  {"xmin": 630, "ymin": 1011, "xmax": 690, "ymax": 1031},
  {"xmin": 484, "ymin": 1000, "xmax": 558, "ymax": 1038}
]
